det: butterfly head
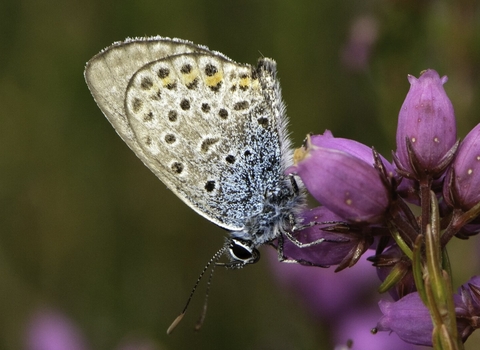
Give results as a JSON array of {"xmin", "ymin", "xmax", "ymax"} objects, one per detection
[{"xmin": 220, "ymin": 238, "xmax": 260, "ymax": 269}]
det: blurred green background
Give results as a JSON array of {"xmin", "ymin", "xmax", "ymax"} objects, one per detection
[{"xmin": 1, "ymin": 0, "xmax": 480, "ymax": 349}]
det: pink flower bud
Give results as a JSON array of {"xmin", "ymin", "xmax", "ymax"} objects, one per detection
[{"xmin": 395, "ymin": 69, "xmax": 456, "ymax": 177}]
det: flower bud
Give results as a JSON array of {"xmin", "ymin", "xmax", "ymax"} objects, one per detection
[
  {"xmin": 395, "ymin": 69, "xmax": 456, "ymax": 177},
  {"xmin": 444, "ymin": 123, "xmax": 480, "ymax": 211}
]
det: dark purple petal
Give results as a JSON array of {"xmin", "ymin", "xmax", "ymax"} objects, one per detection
[
  {"xmin": 453, "ymin": 276, "xmax": 480, "ymax": 342},
  {"xmin": 455, "ymin": 219, "xmax": 480, "ymax": 238},
  {"xmin": 444, "ymin": 123, "xmax": 480, "ymax": 211},
  {"xmin": 457, "ymin": 275, "xmax": 480, "ymax": 316},
  {"xmin": 397, "ymin": 172, "xmax": 445, "ymax": 206},
  {"xmin": 396, "ymin": 177, "xmax": 420, "ymax": 205},
  {"xmin": 290, "ymin": 144, "xmax": 390, "ymax": 223},
  {"xmin": 395, "ymin": 69, "xmax": 456, "ymax": 176},
  {"xmin": 377, "ymin": 293, "xmax": 433, "ymax": 346}
]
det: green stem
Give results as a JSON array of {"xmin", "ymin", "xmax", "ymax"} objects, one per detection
[{"xmin": 425, "ymin": 191, "xmax": 462, "ymax": 350}]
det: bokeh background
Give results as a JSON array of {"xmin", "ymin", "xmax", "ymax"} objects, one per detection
[{"xmin": 1, "ymin": 0, "xmax": 480, "ymax": 349}]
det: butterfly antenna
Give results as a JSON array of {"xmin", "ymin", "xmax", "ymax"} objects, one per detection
[
  {"xmin": 194, "ymin": 261, "xmax": 216, "ymax": 331},
  {"xmin": 166, "ymin": 246, "xmax": 226, "ymax": 334}
]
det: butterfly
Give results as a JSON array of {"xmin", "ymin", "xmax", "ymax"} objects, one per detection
[{"xmin": 84, "ymin": 36, "xmax": 317, "ymax": 332}]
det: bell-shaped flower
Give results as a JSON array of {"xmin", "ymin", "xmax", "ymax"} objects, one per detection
[
  {"xmin": 395, "ymin": 69, "xmax": 457, "ymax": 178},
  {"xmin": 288, "ymin": 133, "xmax": 391, "ymax": 224},
  {"xmin": 336, "ymin": 308, "xmax": 423, "ymax": 350},
  {"xmin": 376, "ymin": 275, "xmax": 480, "ymax": 346},
  {"xmin": 376, "ymin": 292, "xmax": 434, "ymax": 346},
  {"xmin": 444, "ymin": 123, "xmax": 480, "ymax": 211}
]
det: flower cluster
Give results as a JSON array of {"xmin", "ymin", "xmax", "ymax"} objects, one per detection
[
  {"xmin": 25, "ymin": 307, "xmax": 158, "ymax": 350},
  {"xmin": 285, "ymin": 69, "xmax": 480, "ymax": 347}
]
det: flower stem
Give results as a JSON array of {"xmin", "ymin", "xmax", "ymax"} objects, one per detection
[{"xmin": 424, "ymin": 191, "xmax": 462, "ymax": 350}]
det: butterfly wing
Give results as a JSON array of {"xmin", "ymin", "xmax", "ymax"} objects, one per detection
[{"xmin": 85, "ymin": 37, "xmax": 286, "ymax": 232}]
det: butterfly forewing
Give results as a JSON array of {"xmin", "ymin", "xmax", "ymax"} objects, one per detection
[{"xmin": 85, "ymin": 37, "xmax": 285, "ymax": 232}]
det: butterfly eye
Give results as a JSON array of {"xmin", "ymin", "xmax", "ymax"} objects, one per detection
[{"xmin": 229, "ymin": 239, "xmax": 260, "ymax": 265}]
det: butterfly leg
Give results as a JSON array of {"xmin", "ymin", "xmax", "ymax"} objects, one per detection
[
  {"xmin": 274, "ymin": 233, "xmax": 329, "ymax": 267},
  {"xmin": 284, "ymin": 220, "xmax": 325, "ymax": 249},
  {"xmin": 274, "ymin": 175, "xmax": 327, "ymax": 265}
]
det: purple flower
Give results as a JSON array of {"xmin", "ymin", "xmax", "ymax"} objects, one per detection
[
  {"xmin": 454, "ymin": 275, "xmax": 480, "ymax": 342},
  {"xmin": 377, "ymin": 275, "xmax": 480, "ymax": 346},
  {"xmin": 395, "ymin": 69, "xmax": 456, "ymax": 178},
  {"xmin": 444, "ymin": 123, "xmax": 480, "ymax": 211},
  {"xmin": 288, "ymin": 132, "xmax": 391, "ymax": 223},
  {"xmin": 377, "ymin": 293, "xmax": 434, "ymax": 346},
  {"xmin": 25, "ymin": 307, "xmax": 89, "ymax": 350},
  {"xmin": 340, "ymin": 15, "xmax": 379, "ymax": 72}
]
